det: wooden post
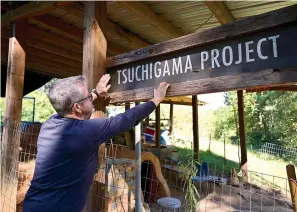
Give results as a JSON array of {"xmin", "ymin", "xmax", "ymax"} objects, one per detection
[
  {"xmin": 237, "ymin": 90, "xmax": 248, "ymax": 181},
  {"xmin": 169, "ymin": 103, "xmax": 173, "ymax": 135},
  {"xmin": 192, "ymin": 95, "xmax": 199, "ymax": 162},
  {"xmin": 286, "ymin": 164, "xmax": 297, "ymax": 212},
  {"xmin": 1, "ymin": 24, "xmax": 26, "ymax": 212},
  {"xmin": 125, "ymin": 103, "xmax": 130, "ymax": 111},
  {"xmin": 155, "ymin": 105, "xmax": 161, "ymax": 148},
  {"xmin": 82, "ymin": 2, "xmax": 107, "ymax": 212}
]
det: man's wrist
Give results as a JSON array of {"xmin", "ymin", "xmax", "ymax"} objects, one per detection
[
  {"xmin": 151, "ymin": 98, "xmax": 162, "ymax": 107},
  {"xmin": 92, "ymin": 89, "xmax": 100, "ymax": 98}
]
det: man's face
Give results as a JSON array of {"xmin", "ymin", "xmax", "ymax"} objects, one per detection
[{"xmin": 77, "ymin": 85, "xmax": 94, "ymax": 120}]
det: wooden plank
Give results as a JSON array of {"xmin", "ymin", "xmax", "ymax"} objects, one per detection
[
  {"xmin": 162, "ymin": 96, "xmax": 206, "ymax": 106},
  {"xmin": 28, "ymin": 26, "xmax": 82, "ymax": 52},
  {"xmin": 237, "ymin": 90, "xmax": 248, "ymax": 181},
  {"xmin": 108, "ymin": 68, "xmax": 297, "ymax": 104},
  {"xmin": 204, "ymin": 1, "xmax": 234, "ymax": 24},
  {"xmin": 107, "ymin": 5, "xmax": 297, "ymax": 68},
  {"xmin": 26, "ymin": 37, "xmax": 82, "ymax": 62},
  {"xmin": 29, "ymin": 15, "xmax": 127, "ymax": 56},
  {"xmin": 246, "ymin": 84, "xmax": 297, "ymax": 92},
  {"xmin": 118, "ymin": 1, "xmax": 183, "ymax": 38},
  {"xmin": 155, "ymin": 105, "xmax": 161, "ymax": 148},
  {"xmin": 1, "ymin": 36, "xmax": 25, "ymax": 212},
  {"xmin": 30, "ymin": 14, "xmax": 83, "ymax": 42},
  {"xmin": 82, "ymin": 2, "xmax": 107, "ymax": 211},
  {"xmin": 1, "ymin": 1, "xmax": 71, "ymax": 28},
  {"xmin": 2, "ymin": 46, "xmax": 79, "ymax": 77},
  {"xmin": 25, "ymin": 46, "xmax": 82, "ymax": 69},
  {"xmin": 192, "ymin": 95, "xmax": 199, "ymax": 162}
]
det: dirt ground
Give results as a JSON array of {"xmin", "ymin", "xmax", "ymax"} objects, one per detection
[{"xmin": 148, "ymin": 182, "xmax": 293, "ymax": 212}]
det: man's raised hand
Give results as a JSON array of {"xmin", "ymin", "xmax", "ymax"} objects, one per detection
[
  {"xmin": 152, "ymin": 82, "xmax": 170, "ymax": 106},
  {"xmin": 96, "ymin": 74, "xmax": 111, "ymax": 97}
]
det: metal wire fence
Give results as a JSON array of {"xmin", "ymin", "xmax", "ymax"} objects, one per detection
[
  {"xmin": 0, "ymin": 120, "xmax": 296, "ymax": 212},
  {"xmin": 258, "ymin": 143, "xmax": 297, "ymax": 164}
]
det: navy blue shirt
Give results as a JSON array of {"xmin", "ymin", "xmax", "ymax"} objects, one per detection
[{"xmin": 23, "ymin": 101, "xmax": 156, "ymax": 212}]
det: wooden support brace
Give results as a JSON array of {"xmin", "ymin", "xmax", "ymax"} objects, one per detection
[{"xmin": 1, "ymin": 34, "xmax": 26, "ymax": 212}]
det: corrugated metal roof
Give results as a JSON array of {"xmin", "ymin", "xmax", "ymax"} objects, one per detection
[{"xmin": 226, "ymin": 1, "xmax": 297, "ymax": 20}]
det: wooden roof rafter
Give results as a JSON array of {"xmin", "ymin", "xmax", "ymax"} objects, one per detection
[
  {"xmin": 204, "ymin": 1, "xmax": 235, "ymax": 24},
  {"xmin": 246, "ymin": 85, "xmax": 297, "ymax": 93},
  {"xmin": 1, "ymin": 1, "xmax": 71, "ymax": 28}
]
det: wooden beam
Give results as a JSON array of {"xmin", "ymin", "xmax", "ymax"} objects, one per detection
[
  {"xmin": 204, "ymin": 1, "xmax": 234, "ymax": 24},
  {"xmin": 2, "ymin": 45, "xmax": 80, "ymax": 77},
  {"xmin": 2, "ymin": 1, "xmax": 71, "ymax": 28},
  {"xmin": 62, "ymin": 3, "xmax": 150, "ymax": 48},
  {"xmin": 26, "ymin": 37, "xmax": 82, "ymax": 62},
  {"xmin": 246, "ymin": 85, "xmax": 297, "ymax": 92},
  {"xmin": 237, "ymin": 90, "xmax": 248, "ymax": 181},
  {"xmin": 1, "ymin": 35, "xmax": 26, "ymax": 212},
  {"xmin": 29, "ymin": 15, "xmax": 127, "ymax": 56},
  {"xmin": 82, "ymin": 2, "xmax": 107, "ymax": 210},
  {"xmin": 162, "ymin": 96, "xmax": 207, "ymax": 106},
  {"xmin": 27, "ymin": 26, "xmax": 82, "ymax": 52},
  {"xmin": 107, "ymin": 5, "xmax": 297, "ymax": 68},
  {"xmin": 118, "ymin": 1, "xmax": 183, "ymax": 39},
  {"xmin": 155, "ymin": 105, "xmax": 161, "ymax": 148},
  {"xmin": 192, "ymin": 95, "xmax": 199, "ymax": 162}
]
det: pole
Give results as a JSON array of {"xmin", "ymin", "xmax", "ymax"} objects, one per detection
[
  {"xmin": 192, "ymin": 95, "xmax": 199, "ymax": 162},
  {"xmin": 135, "ymin": 102, "xmax": 142, "ymax": 211}
]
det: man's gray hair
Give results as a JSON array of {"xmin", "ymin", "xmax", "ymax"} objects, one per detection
[{"xmin": 48, "ymin": 75, "xmax": 87, "ymax": 116}]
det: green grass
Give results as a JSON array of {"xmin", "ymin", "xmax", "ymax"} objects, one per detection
[{"xmin": 170, "ymin": 136, "xmax": 292, "ymax": 193}]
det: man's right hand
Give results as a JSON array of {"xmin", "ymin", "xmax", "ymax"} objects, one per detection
[{"xmin": 152, "ymin": 82, "xmax": 170, "ymax": 106}]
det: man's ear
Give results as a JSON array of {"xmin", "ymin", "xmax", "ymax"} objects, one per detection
[{"xmin": 72, "ymin": 103, "xmax": 82, "ymax": 114}]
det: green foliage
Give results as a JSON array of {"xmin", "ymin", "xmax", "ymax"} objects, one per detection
[
  {"xmin": 1, "ymin": 89, "xmax": 56, "ymax": 124},
  {"xmin": 214, "ymin": 91, "xmax": 297, "ymax": 148}
]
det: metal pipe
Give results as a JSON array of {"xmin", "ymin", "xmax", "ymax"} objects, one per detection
[{"xmin": 134, "ymin": 101, "xmax": 142, "ymax": 211}]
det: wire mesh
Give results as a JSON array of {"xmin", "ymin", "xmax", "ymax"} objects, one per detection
[
  {"xmin": 258, "ymin": 143, "xmax": 297, "ymax": 164},
  {"xmin": 0, "ymin": 122, "xmax": 296, "ymax": 212}
]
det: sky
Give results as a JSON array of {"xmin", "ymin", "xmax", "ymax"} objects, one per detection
[{"xmin": 198, "ymin": 92, "xmax": 225, "ymax": 110}]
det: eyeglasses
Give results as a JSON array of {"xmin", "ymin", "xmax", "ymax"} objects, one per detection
[{"xmin": 75, "ymin": 93, "xmax": 93, "ymax": 104}]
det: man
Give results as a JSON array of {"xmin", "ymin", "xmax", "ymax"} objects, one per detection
[{"xmin": 23, "ymin": 74, "xmax": 170, "ymax": 212}]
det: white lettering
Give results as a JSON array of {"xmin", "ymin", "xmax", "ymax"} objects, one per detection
[
  {"xmin": 245, "ymin": 41, "xmax": 255, "ymax": 62},
  {"xmin": 222, "ymin": 46, "xmax": 233, "ymax": 66},
  {"xmin": 154, "ymin": 62, "xmax": 162, "ymax": 78},
  {"xmin": 117, "ymin": 70, "xmax": 122, "ymax": 84},
  {"xmin": 211, "ymin": 49, "xmax": 220, "ymax": 68},
  {"xmin": 128, "ymin": 68, "xmax": 134, "ymax": 82},
  {"xmin": 235, "ymin": 43, "xmax": 242, "ymax": 64},
  {"xmin": 172, "ymin": 57, "xmax": 182, "ymax": 75},
  {"xmin": 257, "ymin": 38, "xmax": 268, "ymax": 60},
  {"xmin": 142, "ymin": 64, "xmax": 149, "ymax": 80},
  {"xmin": 150, "ymin": 63, "xmax": 153, "ymax": 79},
  {"xmin": 201, "ymin": 51, "xmax": 209, "ymax": 70},
  {"xmin": 163, "ymin": 60, "xmax": 170, "ymax": 76},
  {"xmin": 268, "ymin": 35, "xmax": 279, "ymax": 57},
  {"xmin": 185, "ymin": 55, "xmax": 192, "ymax": 73},
  {"xmin": 135, "ymin": 66, "xmax": 141, "ymax": 81},
  {"xmin": 122, "ymin": 69, "xmax": 127, "ymax": 84}
]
